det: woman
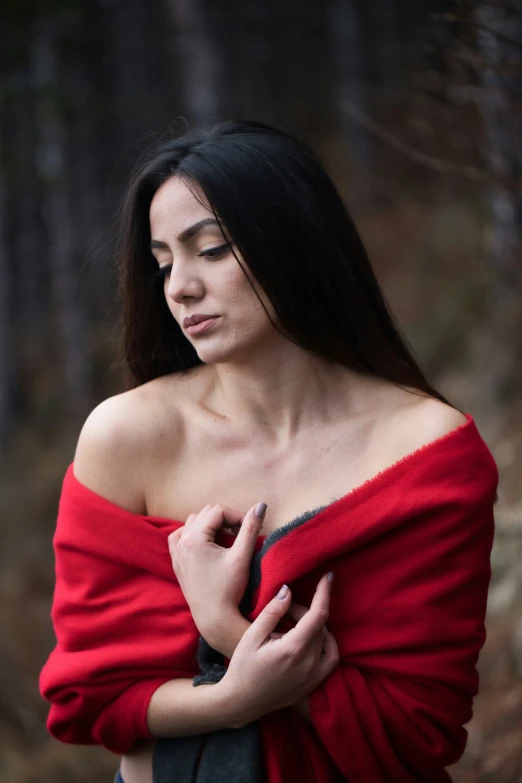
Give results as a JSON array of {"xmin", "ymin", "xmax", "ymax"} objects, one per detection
[{"xmin": 40, "ymin": 120, "xmax": 498, "ymax": 783}]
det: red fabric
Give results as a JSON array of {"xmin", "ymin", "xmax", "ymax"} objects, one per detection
[{"xmin": 40, "ymin": 414, "xmax": 497, "ymax": 782}]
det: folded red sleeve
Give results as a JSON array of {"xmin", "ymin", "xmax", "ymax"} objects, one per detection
[{"xmin": 39, "ymin": 467, "xmax": 200, "ymax": 754}]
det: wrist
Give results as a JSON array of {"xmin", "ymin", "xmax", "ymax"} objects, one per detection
[
  {"xmin": 206, "ymin": 611, "xmax": 252, "ymax": 660},
  {"xmin": 212, "ymin": 676, "xmax": 249, "ymax": 730}
]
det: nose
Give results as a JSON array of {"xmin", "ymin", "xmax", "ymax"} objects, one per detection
[{"xmin": 166, "ymin": 261, "xmax": 204, "ymax": 304}]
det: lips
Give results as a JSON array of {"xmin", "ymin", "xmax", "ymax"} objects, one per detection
[
  {"xmin": 184, "ymin": 317, "xmax": 220, "ymax": 336},
  {"xmin": 183, "ymin": 314, "xmax": 219, "ymax": 328}
]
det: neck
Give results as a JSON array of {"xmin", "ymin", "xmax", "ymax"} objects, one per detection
[{"xmin": 203, "ymin": 345, "xmax": 363, "ymax": 451}]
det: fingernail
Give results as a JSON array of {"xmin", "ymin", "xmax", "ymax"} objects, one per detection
[
  {"xmin": 255, "ymin": 502, "xmax": 267, "ymax": 520},
  {"xmin": 327, "ymin": 571, "xmax": 334, "ymax": 584},
  {"xmin": 277, "ymin": 584, "xmax": 289, "ymax": 599}
]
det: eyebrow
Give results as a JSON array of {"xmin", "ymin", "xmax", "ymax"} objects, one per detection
[{"xmin": 150, "ymin": 218, "xmax": 221, "ymax": 251}]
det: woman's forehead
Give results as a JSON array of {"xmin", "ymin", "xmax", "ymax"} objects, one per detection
[{"xmin": 149, "ymin": 176, "xmax": 213, "ymax": 233}]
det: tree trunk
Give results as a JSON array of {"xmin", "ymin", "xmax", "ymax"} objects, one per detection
[
  {"xmin": 32, "ymin": 21, "xmax": 92, "ymax": 411},
  {"xmin": 10, "ymin": 64, "xmax": 49, "ymax": 370},
  {"xmin": 473, "ymin": 1, "xmax": 522, "ymax": 401},
  {"xmin": 165, "ymin": 0, "xmax": 220, "ymax": 124},
  {"xmin": 0, "ymin": 104, "xmax": 16, "ymax": 447},
  {"xmin": 330, "ymin": 0, "xmax": 373, "ymax": 195},
  {"xmin": 367, "ymin": 0, "xmax": 400, "ymax": 95}
]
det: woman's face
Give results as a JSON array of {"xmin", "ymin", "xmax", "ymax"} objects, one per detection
[{"xmin": 149, "ymin": 176, "xmax": 278, "ymax": 364}]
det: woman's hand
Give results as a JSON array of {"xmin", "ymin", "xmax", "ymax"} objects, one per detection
[
  {"xmin": 268, "ymin": 598, "xmax": 329, "ymax": 721},
  {"xmin": 219, "ymin": 573, "xmax": 339, "ymax": 728},
  {"xmin": 168, "ymin": 502, "xmax": 266, "ymax": 645}
]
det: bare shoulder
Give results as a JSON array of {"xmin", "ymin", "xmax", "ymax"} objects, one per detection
[
  {"xmin": 73, "ymin": 375, "xmax": 185, "ymax": 513},
  {"xmin": 399, "ymin": 393, "xmax": 467, "ymax": 438},
  {"xmin": 378, "ymin": 390, "xmax": 468, "ymax": 463}
]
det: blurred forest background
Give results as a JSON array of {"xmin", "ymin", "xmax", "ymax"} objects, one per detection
[{"xmin": 1, "ymin": 0, "xmax": 521, "ymax": 781}]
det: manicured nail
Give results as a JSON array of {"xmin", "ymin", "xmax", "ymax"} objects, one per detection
[
  {"xmin": 255, "ymin": 502, "xmax": 267, "ymax": 520},
  {"xmin": 327, "ymin": 571, "xmax": 334, "ymax": 584},
  {"xmin": 277, "ymin": 584, "xmax": 289, "ymax": 599}
]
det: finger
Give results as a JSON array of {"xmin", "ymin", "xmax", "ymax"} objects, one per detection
[
  {"xmin": 319, "ymin": 625, "xmax": 328, "ymax": 655},
  {"xmin": 167, "ymin": 528, "xmax": 183, "ymax": 555},
  {"xmin": 224, "ymin": 520, "xmax": 243, "ymax": 536},
  {"xmin": 308, "ymin": 619, "xmax": 330, "ymax": 664},
  {"xmin": 303, "ymin": 627, "xmax": 337, "ymax": 691},
  {"xmin": 322, "ymin": 627, "xmax": 336, "ymax": 657},
  {"xmin": 188, "ymin": 505, "xmax": 234, "ymax": 541},
  {"xmin": 185, "ymin": 506, "xmax": 212, "ymax": 529},
  {"xmin": 221, "ymin": 517, "xmax": 244, "ymax": 531},
  {"xmin": 244, "ymin": 584, "xmax": 292, "ymax": 648},
  {"xmin": 318, "ymin": 627, "xmax": 340, "ymax": 676},
  {"xmin": 287, "ymin": 605, "xmax": 329, "ymax": 662},
  {"xmin": 286, "ymin": 601, "xmax": 309, "ymax": 624},
  {"xmin": 286, "ymin": 573, "xmax": 332, "ymax": 648},
  {"xmin": 287, "ymin": 601, "xmax": 332, "ymax": 639},
  {"xmin": 231, "ymin": 502, "xmax": 266, "ymax": 562},
  {"xmin": 192, "ymin": 504, "xmax": 246, "ymax": 536},
  {"xmin": 214, "ymin": 505, "xmax": 248, "ymax": 530}
]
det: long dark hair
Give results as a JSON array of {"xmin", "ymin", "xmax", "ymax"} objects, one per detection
[{"xmin": 117, "ymin": 119, "xmax": 447, "ymax": 403}]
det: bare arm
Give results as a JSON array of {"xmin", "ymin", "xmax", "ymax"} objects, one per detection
[
  {"xmin": 146, "ymin": 615, "xmax": 309, "ymax": 738},
  {"xmin": 146, "ymin": 678, "xmax": 238, "ymax": 737},
  {"xmin": 149, "ymin": 572, "xmax": 337, "ymax": 737}
]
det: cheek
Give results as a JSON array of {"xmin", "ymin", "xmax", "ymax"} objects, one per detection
[
  {"xmin": 224, "ymin": 266, "xmax": 275, "ymax": 320},
  {"xmin": 228, "ymin": 281, "xmax": 274, "ymax": 332}
]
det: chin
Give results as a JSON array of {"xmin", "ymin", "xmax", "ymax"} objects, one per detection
[
  {"xmin": 193, "ymin": 335, "xmax": 259, "ymax": 366},
  {"xmin": 192, "ymin": 341, "xmax": 239, "ymax": 365},
  {"xmin": 190, "ymin": 320, "xmax": 278, "ymax": 365}
]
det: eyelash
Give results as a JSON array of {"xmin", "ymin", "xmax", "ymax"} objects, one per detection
[{"xmin": 155, "ymin": 243, "xmax": 230, "ymax": 280}]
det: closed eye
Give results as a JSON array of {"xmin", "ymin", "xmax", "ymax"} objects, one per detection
[
  {"xmin": 156, "ymin": 264, "xmax": 172, "ymax": 280},
  {"xmin": 197, "ymin": 243, "xmax": 230, "ymax": 259},
  {"xmin": 155, "ymin": 244, "xmax": 230, "ymax": 281}
]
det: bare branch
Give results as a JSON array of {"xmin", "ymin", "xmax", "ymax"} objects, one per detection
[
  {"xmin": 475, "ymin": 22, "xmax": 522, "ymax": 53},
  {"xmin": 340, "ymin": 99, "xmax": 506, "ymax": 186}
]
